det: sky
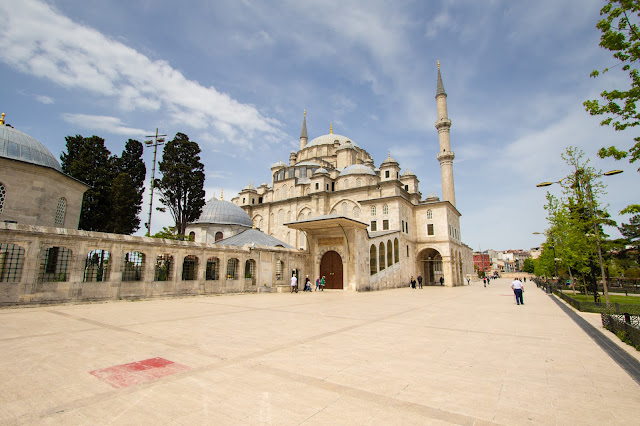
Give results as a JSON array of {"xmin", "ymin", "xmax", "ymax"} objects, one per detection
[{"xmin": 0, "ymin": 0, "xmax": 637, "ymax": 251}]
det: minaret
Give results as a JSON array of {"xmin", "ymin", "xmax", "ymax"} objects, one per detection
[
  {"xmin": 435, "ymin": 61, "xmax": 456, "ymax": 207},
  {"xmin": 300, "ymin": 110, "xmax": 308, "ymax": 150}
]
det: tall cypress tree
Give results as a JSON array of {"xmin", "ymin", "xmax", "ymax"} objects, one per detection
[
  {"xmin": 113, "ymin": 139, "xmax": 146, "ymax": 234},
  {"xmin": 155, "ymin": 133, "xmax": 206, "ymax": 236}
]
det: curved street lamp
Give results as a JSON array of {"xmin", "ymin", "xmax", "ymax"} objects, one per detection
[{"xmin": 536, "ymin": 169, "xmax": 623, "ymax": 305}]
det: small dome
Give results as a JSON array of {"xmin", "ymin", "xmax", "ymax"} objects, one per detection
[
  {"xmin": 425, "ymin": 192, "xmax": 440, "ymax": 202},
  {"xmin": 306, "ymin": 134, "xmax": 360, "ymax": 149},
  {"xmin": 191, "ymin": 197, "xmax": 253, "ymax": 227},
  {"xmin": 381, "ymin": 155, "xmax": 398, "ymax": 166},
  {"xmin": 242, "ymin": 182, "xmax": 256, "ymax": 191},
  {"xmin": 401, "ymin": 169, "xmax": 416, "ymax": 177},
  {"xmin": 336, "ymin": 141, "xmax": 356, "ymax": 151},
  {"xmin": 271, "ymin": 160, "xmax": 286, "ymax": 169},
  {"xmin": 314, "ymin": 168, "xmax": 329, "ymax": 175},
  {"xmin": 339, "ymin": 164, "xmax": 376, "ymax": 176},
  {"xmin": 0, "ymin": 125, "xmax": 62, "ymax": 172}
]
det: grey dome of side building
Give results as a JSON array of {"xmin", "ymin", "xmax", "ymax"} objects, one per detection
[
  {"xmin": 339, "ymin": 164, "xmax": 376, "ymax": 176},
  {"xmin": 0, "ymin": 125, "xmax": 62, "ymax": 172},
  {"xmin": 191, "ymin": 197, "xmax": 253, "ymax": 227}
]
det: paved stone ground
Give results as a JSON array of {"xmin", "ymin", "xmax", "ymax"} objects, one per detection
[{"xmin": 1, "ymin": 278, "xmax": 639, "ymax": 425}]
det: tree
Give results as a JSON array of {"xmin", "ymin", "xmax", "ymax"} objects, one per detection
[
  {"xmin": 61, "ymin": 135, "xmax": 146, "ymax": 234},
  {"xmin": 113, "ymin": 139, "xmax": 146, "ymax": 234},
  {"xmin": 60, "ymin": 135, "xmax": 115, "ymax": 231},
  {"xmin": 107, "ymin": 173, "xmax": 139, "ymax": 234},
  {"xmin": 523, "ymin": 258, "xmax": 535, "ymax": 274},
  {"xmin": 155, "ymin": 133, "xmax": 206, "ymax": 237},
  {"xmin": 584, "ymin": 0, "xmax": 640, "ymax": 212}
]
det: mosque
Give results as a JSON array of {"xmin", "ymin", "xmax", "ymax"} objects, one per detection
[{"xmin": 0, "ymin": 65, "xmax": 472, "ymax": 305}]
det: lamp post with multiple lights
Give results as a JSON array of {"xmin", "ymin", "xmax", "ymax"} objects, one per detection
[
  {"xmin": 537, "ymin": 169, "xmax": 623, "ymax": 305},
  {"xmin": 144, "ymin": 129, "xmax": 167, "ymax": 237}
]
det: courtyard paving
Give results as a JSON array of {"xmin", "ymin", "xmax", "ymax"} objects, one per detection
[{"xmin": 1, "ymin": 278, "xmax": 639, "ymax": 425}]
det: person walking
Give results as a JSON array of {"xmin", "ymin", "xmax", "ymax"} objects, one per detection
[
  {"xmin": 320, "ymin": 275, "xmax": 326, "ymax": 291},
  {"xmin": 466, "ymin": 277, "xmax": 470, "ymax": 285},
  {"xmin": 483, "ymin": 277, "xmax": 486, "ymax": 287},
  {"xmin": 417, "ymin": 275, "xmax": 423, "ymax": 289},
  {"xmin": 304, "ymin": 275, "xmax": 311, "ymax": 291},
  {"xmin": 290, "ymin": 274, "xmax": 298, "ymax": 293},
  {"xmin": 410, "ymin": 276, "xmax": 416, "ymax": 289},
  {"xmin": 439, "ymin": 276, "xmax": 444, "ymax": 286},
  {"xmin": 315, "ymin": 276, "xmax": 320, "ymax": 291},
  {"xmin": 511, "ymin": 277, "xmax": 524, "ymax": 305}
]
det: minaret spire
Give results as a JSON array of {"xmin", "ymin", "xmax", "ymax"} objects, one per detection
[
  {"xmin": 299, "ymin": 110, "xmax": 308, "ymax": 150},
  {"xmin": 435, "ymin": 62, "xmax": 456, "ymax": 207}
]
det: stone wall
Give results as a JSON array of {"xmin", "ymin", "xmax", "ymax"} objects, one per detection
[{"xmin": 0, "ymin": 223, "xmax": 308, "ymax": 306}]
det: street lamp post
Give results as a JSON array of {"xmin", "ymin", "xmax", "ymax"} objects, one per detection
[
  {"xmin": 144, "ymin": 129, "xmax": 167, "ymax": 237},
  {"xmin": 536, "ymin": 169, "xmax": 622, "ymax": 305}
]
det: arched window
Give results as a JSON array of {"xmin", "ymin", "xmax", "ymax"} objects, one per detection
[
  {"xmin": 83, "ymin": 249, "xmax": 110, "ymax": 282},
  {"xmin": 123, "ymin": 251, "xmax": 145, "ymax": 281},
  {"xmin": 426, "ymin": 209, "xmax": 433, "ymax": 219},
  {"xmin": 290, "ymin": 187, "xmax": 295, "ymax": 198},
  {"xmin": 215, "ymin": 231, "xmax": 223, "ymax": 242},
  {"xmin": 154, "ymin": 254, "xmax": 173, "ymax": 281},
  {"xmin": 206, "ymin": 257, "xmax": 219, "ymax": 280},
  {"xmin": 0, "ymin": 182, "xmax": 6, "ymax": 214},
  {"xmin": 352, "ymin": 207, "xmax": 360, "ymax": 218},
  {"xmin": 278, "ymin": 210, "xmax": 284, "ymax": 226},
  {"xmin": 282, "ymin": 185, "xmax": 288, "ymax": 199},
  {"xmin": 182, "ymin": 255, "xmax": 198, "ymax": 280},
  {"xmin": 371, "ymin": 206, "xmax": 376, "ymax": 216},
  {"xmin": 382, "ymin": 204, "xmax": 389, "ymax": 215},
  {"xmin": 39, "ymin": 246, "xmax": 72, "ymax": 282},
  {"xmin": 370, "ymin": 245, "xmax": 377, "ymax": 275},
  {"xmin": 245, "ymin": 259, "xmax": 256, "ymax": 279},
  {"xmin": 54, "ymin": 197, "xmax": 66, "ymax": 226},
  {"xmin": 226, "ymin": 258, "xmax": 239, "ymax": 279},
  {"xmin": 387, "ymin": 240, "xmax": 393, "ymax": 267},
  {"xmin": 394, "ymin": 238, "xmax": 399, "ymax": 263},
  {"xmin": 356, "ymin": 178, "xmax": 362, "ymax": 187},
  {"xmin": 344, "ymin": 179, "xmax": 349, "ymax": 189},
  {"xmin": 379, "ymin": 242, "xmax": 386, "ymax": 271},
  {"xmin": 342, "ymin": 202, "xmax": 348, "ymax": 216},
  {"xmin": 276, "ymin": 260, "xmax": 284, "ymax": 280},
  {"xmin": 0, "ymin": 243, "xmax": 25, "ymax": 282},
  {"xmin": 275, "ymin": 189, "xmax": 280, "ymax": 199}
]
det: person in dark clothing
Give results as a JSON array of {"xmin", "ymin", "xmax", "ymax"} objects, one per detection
[
  {"xmin": 439, "ymin": 276, "xmax": 444, "ymax": 286},
  {"xmin": 417, "ymin": 275, "xmax": 423, "ymax": 289}
]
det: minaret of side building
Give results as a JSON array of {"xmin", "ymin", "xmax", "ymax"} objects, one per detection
[
  {"xmin": 300, "ymin": 110, "xmax": 308, "ymax": 150},
  {"xmin": 435, "ymin": 61, "xmax": 456, "ymax": 207}
]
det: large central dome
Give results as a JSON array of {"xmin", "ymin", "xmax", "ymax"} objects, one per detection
[
  {"xmin": 191, "ymin": 197, "xmax": 253, "ymax": 227},
  {"xmin": 306, "ymin": 134, "xmax": 360, "ymax": 149},
  {"xmin": 0, "ymin": 125, "xmax": 62, "ymax": 172}
]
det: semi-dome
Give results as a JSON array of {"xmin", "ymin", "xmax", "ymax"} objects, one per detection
[
  {"xmin": 306, "ymin": 134, "xmax": 360, "ymax": 149},
  {"xmin": 339, "ymin": 164, "xmax": 376, "ymax": 176},
  {"xmin": 191, "ymin": 197, "xmax": 253, "ymax": 227},
  {"xmin": 0, "ymin": 125, "xmax": 62, "ymax": 172},
  {"xmin": 313, "ymin": 168, "xmax": 329, "ymax": 175}
]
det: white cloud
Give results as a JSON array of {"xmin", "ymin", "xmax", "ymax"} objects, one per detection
[
  {"xmin": 61, "ymin": 113, "xmax": 148, "ymax": 136},
  {"xmin": 0, "ymin": 0, "xmax": 281, "ymax": 148},
  {"xmin": 35, "ymin": 94, "xmax": 54, "ymax": 104}
]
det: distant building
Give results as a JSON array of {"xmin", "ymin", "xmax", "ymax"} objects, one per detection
[{"xmin": 473, "ymin": 252, "xmax": 491, "ymax": 272}]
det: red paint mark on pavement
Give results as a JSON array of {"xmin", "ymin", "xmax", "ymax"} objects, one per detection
[{"xmin": 90, "ymin": 357, "xmax": 190, "ymax": 388}]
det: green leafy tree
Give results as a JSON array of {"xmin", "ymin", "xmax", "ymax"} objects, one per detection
[
  {"xmin": 107, "ymin": 173, "xmax": 139, "ymax": 234},
  {"xmin": 584, "ymin": 0, "xmax": 640, "ymax": 212},
  {"xmin": 523, "ymin": 258, "xmax": 535, "ymax": 274},
  {"xmin": 152, "ymin": 226, "xmax": 181, "ymax": 240},
  {"xmin": 155, "ymin": 133, "xmax": 206, "ymax": 237},
  {"xmin": 60, "ymin": 135, "xmax": 115, "ymax": 231},
  {"xmin": 113, "ymin": 139, "xmax": 146, "ymax": 233}
]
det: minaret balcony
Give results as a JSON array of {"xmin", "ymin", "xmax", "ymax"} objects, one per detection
[
  {"xmin": 435, "ymin": 119, "xmax": 451, "ymax": 130},
  {"xmin": 437, "ymin": 151, "xmax": 455, "ymax": 162}
]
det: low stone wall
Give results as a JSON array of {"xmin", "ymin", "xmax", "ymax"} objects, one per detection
[{"xmin": 0, "ymin": 223, "xmax": 309, "ymax": 306}]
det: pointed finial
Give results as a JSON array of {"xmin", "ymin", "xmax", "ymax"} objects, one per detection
[
  {"xmin": 330, "ymin": 122, "xmax": 333, "ymax": 134},
  {"xmin": 221, "ymin": 189, "xmax": 223, "ymax": 200},
  {"xmin": 437, "ymin": 60, "xmax": 440, "ymax": 69},
  {"xmin": 388, "ymin": 151, "xmax": 391, "ymax": 159},
  {"xmin": 0, "ymin": 113, "xmax": 5, "ymax": 125},
  {"xmin": 304, "ymin": 109, "xmax": 306, "ymax": 117},
  {"xmin": 301, "ymin": 111, "xmax": 308, "ymax": 139}
]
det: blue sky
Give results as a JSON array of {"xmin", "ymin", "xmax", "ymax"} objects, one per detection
[{"xmin": 0, "ymin": 0, "xmax": 637, "ymax": 251}]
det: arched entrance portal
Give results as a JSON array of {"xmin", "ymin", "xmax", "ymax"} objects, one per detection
[
  {"xmin": 418, "ymin": 248, "xmax": 443, "ymax": 285},
  {"xmin": 320, "ymin": 251, "xmax": 343, "ymax": 289}
]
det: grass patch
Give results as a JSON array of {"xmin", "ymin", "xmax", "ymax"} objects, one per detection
[{"xmin": 559, "ymin": 291, "xmax": 640, "ymax": 306}]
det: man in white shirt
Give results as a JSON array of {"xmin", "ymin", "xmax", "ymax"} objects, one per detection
[
  {"xmin": 290, "ymin": 274, "xmax": 298, "ymax": 293},
  {"xmin": 511, "ymin": 278, "xmax": 524, "ymax": 305}
]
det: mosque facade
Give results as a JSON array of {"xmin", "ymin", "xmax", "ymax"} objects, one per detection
[{"xmin": 231, "ymin": 66, "xmax": 473, "ymax": 290}]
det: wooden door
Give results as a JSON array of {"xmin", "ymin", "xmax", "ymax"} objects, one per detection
[{"xmin": 320, "ymin": 251, "xmax": 343, "ymax": 289}]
